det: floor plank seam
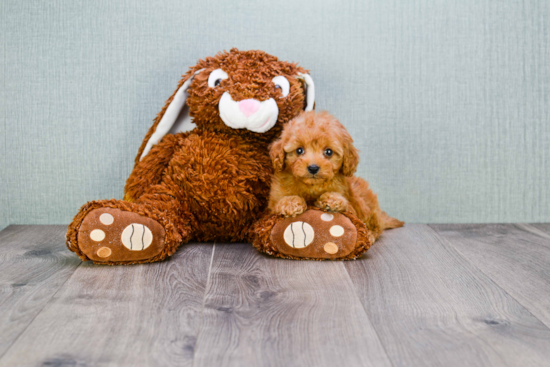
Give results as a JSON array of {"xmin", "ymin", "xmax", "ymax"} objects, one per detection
[
  {"xmin": 427, "ymin": 224, "xmax": 550, "ymax": 331},
  {"xmin": 191, "ymin": 242, "xmax": 216, "ymax": 367},
  {"xmin": 0, "ymin": 260, "xmax": 82, "ymax": 362},
  {"xmin": 341, "ymin": 262, "xmax": 395, "ymax": 367},
  {"xmin": 516, "ymin": 223, "xmax": 550, "ymax": 244}
]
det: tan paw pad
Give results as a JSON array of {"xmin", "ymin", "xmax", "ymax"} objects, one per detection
[
  {"xmin": 324, "ymin": 242, "xmax": 339, "ymax": 254},
  {"xmin": 97, "ymin": 247, "xmax": 112, "ymax": 258},
  {"xmin": 99, "ymin": 213, "xmax": 114, "ymax": 225},
  {"xmin": 90, "ymin": 229, "xmax": 105, "ymax": 242},
  {"xmin": 329, "ymin": 225, "xmax": 345, "ymax": 237}
]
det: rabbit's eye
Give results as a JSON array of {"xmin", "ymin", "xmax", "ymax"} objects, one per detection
[
  {"xmin": 208, "ymin": 69, "xmax": 228, "ymax": 88},
  {"xmin": 272, "ymin": 76, "xmax": 290, "ymax": 97}
]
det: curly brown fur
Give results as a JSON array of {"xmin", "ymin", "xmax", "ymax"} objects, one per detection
[
  {"xmin": 268, "ymin": 111, "xmax": 404, "ymax": 241},
  {"xmin": 251, "ymin": 206, "xmax": 372, "ymax": 260}
]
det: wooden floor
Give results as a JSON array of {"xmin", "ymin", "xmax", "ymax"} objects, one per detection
[{"xmin": 1, "ymin": 224, "xmax": 550, "ymax": 366}]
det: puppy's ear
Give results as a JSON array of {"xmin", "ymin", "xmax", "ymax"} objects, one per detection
[
  {"xmin": 341, "ymin": 136, "xmax": 360, "ymax": 177},
  {"xmin": 269, "ymin": 139, "xmax": 286, "ymax": 171}
]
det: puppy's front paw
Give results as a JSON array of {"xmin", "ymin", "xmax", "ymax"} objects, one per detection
[
  {"xmin": 274, "ymin": 196, "xmax": 308, "ymax": 217},
  {"xmin": 315, "ymin": 192, "xmax": 349, "ymax": 213}
]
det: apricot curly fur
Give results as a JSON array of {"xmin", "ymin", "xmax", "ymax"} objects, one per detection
[{"xmin": 250, "ymin": 206, "xmax": 372, "ymax": 260}]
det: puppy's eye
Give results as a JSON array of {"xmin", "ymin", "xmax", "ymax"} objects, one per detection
[
  {"xmin": 296, "ymin": 147, "xmax": 304, "ymax": 155},
  {"xmin": 272, "ymin": 76, "xmax": 290, "ymax": 97},
  {"xmin": 208, "ymin": 68, "xmax": 229, "ymax": 88},
  {"xmin": 324, "ymin": 148, "xmax": 333, "ymax": 157}
]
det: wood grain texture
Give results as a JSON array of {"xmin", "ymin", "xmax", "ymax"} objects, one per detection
[
  {"xmin": 0, "ymin": 225, "xmax": 81, "ymax": 359},
  {"xmin": 0, "ymin": 240, "xmax": 213, "ymax": 367},
  {"xmin": 3, "ymin": 224, "xmax": 550, "ymax": 366},
  {"xmin": 345, "ymin": 224, "xmax": 550, "ymax": 367},
  {"xmin": 431, "ymin": 223, "xmax": 550, "ymax": 329},
  {"xmin": 192, "ymin": 243, "xmax": 391, "ymax": 367}
]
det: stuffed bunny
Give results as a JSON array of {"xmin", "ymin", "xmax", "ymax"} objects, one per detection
[{"xmin": 66, "ymin": 49, "xmax": 371, "ymax": 264}]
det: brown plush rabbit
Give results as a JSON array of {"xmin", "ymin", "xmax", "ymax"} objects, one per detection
[{"xmin": 67, "ymin": 48, "xmax": 372, "ymax": 264}]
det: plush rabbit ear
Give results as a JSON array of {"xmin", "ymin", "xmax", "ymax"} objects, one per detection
[
  {"xmin": 139, "ymin": 69, "xmax": 204, "ymax": 161},
  {"xmin": 297, "ymin": 73, "xmax": 315, "ymax": 111}
]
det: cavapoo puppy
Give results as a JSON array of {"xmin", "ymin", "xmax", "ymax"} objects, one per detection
[{"xmin": 268, "ymin": 110, "xmax": 403, "ymax": 241}]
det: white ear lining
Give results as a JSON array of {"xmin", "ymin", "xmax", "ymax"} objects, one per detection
[
  {"xmin": 297, "ymin": 73, "xmax": 315, "ymax": 111},
  {"xmin": 139, "ymin": 69, "xmax": 204, "ymax": 161}
]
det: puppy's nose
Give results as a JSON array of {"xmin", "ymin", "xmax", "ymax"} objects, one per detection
[
  {"xmin": 307, "ymin": 165, "xmax": 320, "ymax": 174},
  {"xmin": 238, "ymin": 99, "xmax": 260, "ymax": 117}
]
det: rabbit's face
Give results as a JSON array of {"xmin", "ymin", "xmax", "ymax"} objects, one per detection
[{"xmin": 185, "ymin": 49, "xmax": 311, "ymax": 142}]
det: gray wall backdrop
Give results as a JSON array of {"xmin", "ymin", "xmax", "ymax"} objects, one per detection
[{"xmin": 1, "ymin": 0, "xmax": 549, "ymax": 229}]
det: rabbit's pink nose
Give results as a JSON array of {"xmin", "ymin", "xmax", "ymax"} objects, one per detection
[{"xmin": 238, "ymin": 99, "xmax": 261, "ymax": 117}]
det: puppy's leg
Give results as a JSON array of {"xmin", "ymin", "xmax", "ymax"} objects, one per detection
[
  {"xmin": 315, "ymin": 192, "xmax": 350, "ymax": 213},
  {"xmin": 274, "ymin": 195, "xmax": 308, "ymax": 217},
  {"xmin": 348, "ymin": 177, "xmax": 404, "ymax": 241}
]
